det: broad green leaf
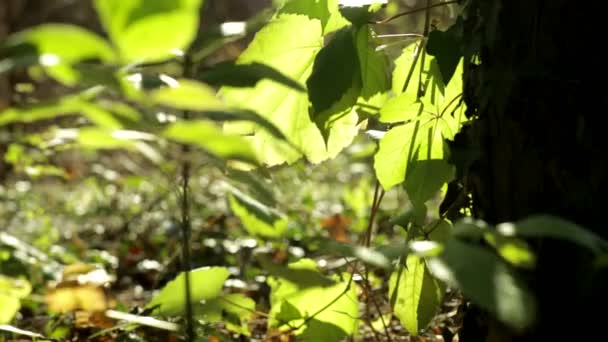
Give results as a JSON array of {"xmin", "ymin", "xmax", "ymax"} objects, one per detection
[
  {"xmin": 228, "ymin": 187, "xmax": 287, "ymax": 238},
  {"xmin": 307, "ymin": 27, "xmax": 360, "ymax": 115},
  {"xmin": 0, "ymin": 295, "xmax": 21, "ymax": 324},
  {"xmin": 427, "ymin": 240, "xmax": 536, "ymax": 330},
  {"xmin": 222, "ymin": 14, "xmax": 358, "ymax": 165},
  {"xmin": 374, "ymin": 113, "xmax": 443, "ymax": 190},
  {"xmin": 279, "ymin": 0, "xmax": 349, "ymax": 34},
  {"xmin": 389, "ymin": 255, "xmax": 444, "ymax": 335},
  {"xmin": 496, "ymin": 215, "xmax": 608, "ymax": 254},
  {"xmin": 404, "ymin": 159, "xmax": 455, "ymax": 206},
  {"xmin": 378, "ymin": 92, "xmax": 425, "ymax": 123},
  {"xmin": 147, "ymin": 267, "xmax": 229, "ymax": 316},
  {"xmin": 392, "ymin": 42, "xmax": 421, "ymax": 95},
  {"xmin": 93, "ymin": 0, "xmax": 203, "ymax": 63},
  {"xmin": 195, "ymin": 293, "xmax": 255, "ymax": 336},
  {"xmin": 374, "ymin": 123, "xmax": 418, "ymax": 190},
  {"xmin": 2, "ymin": 24, "xmax": 116, "ymax": 85},
  {"xmin": 268, "ymin": 259, "xmax": 358, "ymax": 341},
  {"xmin": 0, "ymin": 276, "xmax": 31, "ymax": 324},
  {"xmin": 199, "ymin": 61, "xmax": 305, "ymax": 91},
  {"xmin": 164, "ymin": 120, "xmax": 258, "ymax": 164},
  {"xmin": 151, "ymin": 79, "xmax": 224, "ymax": 111},
  {"xmin": 0, "ymin": 97, "xmax": 123, "ymax": 128},
  {"xmin": 355, "ymin": 25, "xmax": 389, "ymax": 109}
]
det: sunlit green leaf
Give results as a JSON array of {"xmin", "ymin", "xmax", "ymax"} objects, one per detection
[
  {"xmin": 389, "ymin": 254, "xmax": 444, "ymax": 335},
  {"xmin": 93, "ymin": 0, "xmax": 203, "ymax": 63},
  {"xmin": 374, "ymin": 113, "xmax": 444, "ymax": 190},
  {"xmin": 378, "ymin": 92, "xmax": 425, "ymax": 123},
  {"xmin": 0, "ymin": 96, "xmax": 123, "ymax": 128},
  {"xmin": 151, "ymin": 79, "xmax": 224, "ymax": 111},
  {"xmin": 148, "ymin": 267, "xmax": 229, "ymax": 316},
  {"xmin": 222, "ymin": 14, "xmax": 358, "ymax": 165},
  {"xmin": 279, "ymin": 0, "xmax": 349, "ymax": 34},
  {"xmin": 164, "ymin": 120, "xmax": 258, "ymax": 164},
  {"xmin": 1, "ymin": 24, "xmax": 116, "ymax": 85},
  {"xmin": 228, "ymin": 187, "xmax": 287, "ymax": 238},
  {"xmin": 267, "ymin": 259, "xmax": 358, "ymax": 341},
  {"xmin": 392, "ymin": 42, "xmax": 421, "ymax": 95},
  {"xmin": 427, "ymin": 240, "xmax": 536, "ymax": 330},
  {"xmin": 0, "ymin": 276, "xmax": 31, "ymax": 324}
]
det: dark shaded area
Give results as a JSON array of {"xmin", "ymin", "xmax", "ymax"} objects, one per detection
[{"xmin": 456, "ymin": 1, "xmax": 608, "ymax": 340}]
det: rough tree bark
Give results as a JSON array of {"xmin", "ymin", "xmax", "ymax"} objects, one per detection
[{"xmin": 457, "ymin": 1, "xmax": 608, "ymax": 341}]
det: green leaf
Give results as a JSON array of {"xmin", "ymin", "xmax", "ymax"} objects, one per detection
[
  {"xmin": 151, "ymin": 79, "xmax": 225, "ymax": 111},
  {"xmin": 355, "ymin": 24, "xmax": 389, "ymax": 109},
  {"xmin": 164, "ymin": 120, "xmax": 258, "ymax": 164},
  {"xmin": 426, "ymin": 20, "xmax": 463, "ymax": 85},
  {"xmin": 0, "ymin": 276, "xmax": 31, "ymax": 324},
  {"xmin": 148, "ymin": 267, "xmax": 229, "ymax": 316},
  {"xmin": 0, "ymin": 96, "xmax": 124, "ymax": 129},
  {"xmin": 378, "ymin": 92, "xmax": 425, "ymax": 123},
  {"xmin": 374, "ymin": 113, "xmax": 444, "ymax": 190},
  {"xmin": 279, "ymin": 0, "xmax": 349, "ymax": 34},
  {"xmin": 307, "ymin": 27, "xmax": 360, "ymax": 116},
  {"xmin": 228, "ymin": 187, "xmax": 287, "ymax": 238},
  {"xmin": 389, "ymin": 254, "xmax": 444, "ymax": 335},
  {"xmin": 2, "ymin": 24, "xmax": 116, "ymax": 85},
  {"xmin": 195, "ymin": 293, "xmax": 255, "ymax": 336},
  {"xmin": 496, "ymin": 215, "xmax": 608, "ymax": 254},
  {"xmin": 404, "ymin": 159, "xmax": 455, "ymax": 206},
  {"xmin": 222, "ymin": 14, "xmax": 357, "ymax": 165},
  {"xmin": 427, "ymin": 240, "xmax": 536, "ymax": 330},
  {"xmin": 200, "ymin": 61, "xmax": 305, "ymax": 91},
  {"xmin": 392, "ymin": 42, "xmax": 422, "ymax": 95},
  {"xmin": 75, "ymin": 128, "xmax": 157, "ymax": 152},
  {"xmin": 267, "ymin": 259, "xmax": 358, "ymax": 341},
  {"xmin": 93, "ymin": 0, "xmax": 203, "ymax": 63}
]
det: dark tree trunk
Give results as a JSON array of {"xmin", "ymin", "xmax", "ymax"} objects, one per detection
[{"xmin": 458, "ymin": 1, "xmax": 608, "ymax": 340}]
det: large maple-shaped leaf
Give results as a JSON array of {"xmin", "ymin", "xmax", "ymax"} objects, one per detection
[{"xmin": 221, "ymin": 14, "xmax": 358, "ymax": 165}]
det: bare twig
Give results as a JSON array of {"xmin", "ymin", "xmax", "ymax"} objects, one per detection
[
  {"xmin": 370, "ymin": 1, "xmax": 459, "ymax": 25},
  {"xmin": 180, "ymin": 53, "xmax": 195, "ymax": 342}
]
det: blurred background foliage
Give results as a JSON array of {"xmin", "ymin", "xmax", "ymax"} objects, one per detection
[{"xmin": 0, "ymin": 1, "xmax": 460, "ymax": 340}]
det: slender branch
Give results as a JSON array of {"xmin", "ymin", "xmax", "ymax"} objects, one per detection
[
  {"xmin": 344, "ymin": 258, "xmax": 391, "ymax": 342},
  {"xmin": 370, "ymin": 1, "xmax": 459, "ymax": 25},
  {"xmin": 180, "ymin": 53, "xmax": 195, "ymax": 342}
]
